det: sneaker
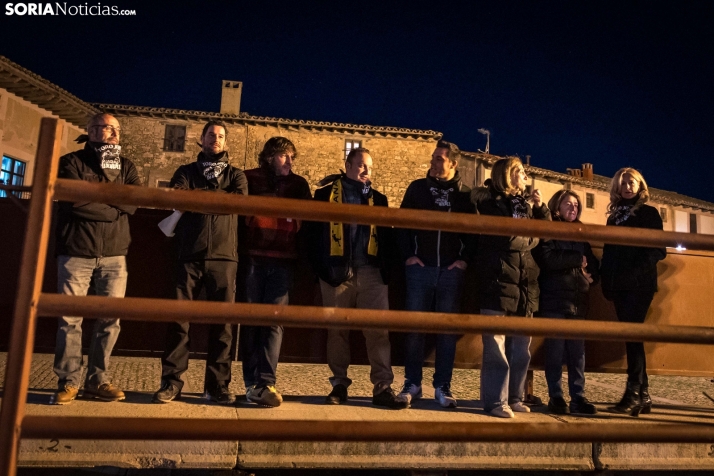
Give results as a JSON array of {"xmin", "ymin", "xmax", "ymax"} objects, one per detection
[
  {"xmin": 84, "ymin": 383, "xmax": 125, "ymax": 402},
  {"xmin": 208, "ymin": 384, "xmax": 236, "ymax": 404},
  {"xmin": 152, "ymin": 381, "xmax": 182, "ymax": 403},
  {"xmin": 325, "ymin": 384, "xmax": 348, "ymax": 405},
  {"xmin": 548, "ymin": 396, "xmax": 569, "ymax": 414},
  {"xmin": 490, "ymin": 404, "xmax": 515, "ymax": 418},
  {"xmin": 570, "ymin": 397, "xmax": 597, "ymax": 415},
  {"xmin": 510, "ymin": 401, "xmax": 531, "ymax": 413},
  {"xmin": 50, "ymin": 385, "xmax": 79, "ymax": 405},
  {"xmin": 398, "ymin": 381, "xmax": 422, "ymax": 405},
  {"xmin": 372, "ymin": 387, "xmax": 409, "ymax": 409},
  {"xmin": 247, "ymin": 385, "xmax": 283, "ymax": 407},
  {"xmin": 434, "ymin": 384, "xmax": 457, "ymax": 408}
]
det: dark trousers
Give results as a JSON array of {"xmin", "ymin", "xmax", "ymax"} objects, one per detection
[
  {"xmin": 161, "ymin": 260, "xmax": 237, "ymax": 392},
  {"xmin": 612, "ymin": 289, "xmax": 655, "ymax": 386},
  {"xmin": 542, "ymin": 312, "xmax": 585, "ymax": 400},
  {"xmin": 239, "ymin": 263, "xmax": 290, "ymax": 388}
]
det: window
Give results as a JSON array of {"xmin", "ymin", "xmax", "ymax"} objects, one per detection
[
  {"xmin": 156, "ymin": 180, "xmax": 171, "ymax": 188},
  {"xmin": 344, "ymin": 139, "xmax": 362, "ymax": 160},
  {"xmin": 0, "ymin": 156, "xmax": 27, "ymax": 198},
  {"xmin": 690, "ymin": 213, "xmax": 698, "ymax": 234},
  {"xmin": 163, "ymin": 125, "xmax": 186, "ymax": 152},
  {"xmin": 585, "ymin": 193, "xmax": 595, "ymax": 209},
  {"xmin": 660, "ymin": 207, "xmax": 668, "ymax": 223}
]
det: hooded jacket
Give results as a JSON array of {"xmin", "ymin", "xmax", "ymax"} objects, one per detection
[
  {"xmin": 533, "ymin": 215, "xmax": 600, "ymax": 317},
  {"xmin": 171, "ymin": 152, "xmax": 248, "ymax": 262},
  {"xmin": 398, "ymin": 170, "xmax": 476, "ymax": 267},
  {"xmin": 471, "ymin": 179, "xmax": 551, "ymax": 315},
  {"xmin": 56, "ymin": 143, "xmax": 140, "ymax": 258},
  {"xmin": 240, "ymin": 165, "xmax": 312, "ymax": 262},
  {"xmin": 600, "ymin": 198, "xmax": 666, "ymax": 298}
]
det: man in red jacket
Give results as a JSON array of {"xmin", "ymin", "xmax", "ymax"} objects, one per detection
[{"xmin": 239, "ymin": 137, "xmax": 311, "ymax": 406}]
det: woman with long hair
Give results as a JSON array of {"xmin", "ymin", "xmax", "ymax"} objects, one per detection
[
  {"xmin": 472, "ymin": 157, "xmax": 550, "ymax": 418},
  {"xmin": 601, "ymin": 167, "xmax": 666, "ymax": 415},
  {"xmin": 533, "ymin": 190, "xmax": 599, "ymax": 415}
]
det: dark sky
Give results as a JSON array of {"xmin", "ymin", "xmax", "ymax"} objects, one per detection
[{"xmin": 2, "ymin": 1, "xmax": 713, "ymax": 200}]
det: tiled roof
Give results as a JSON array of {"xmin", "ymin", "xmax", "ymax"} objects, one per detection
[
  {"xmin": 0, "ymin": 55, "xmax": 98, "ymax": 127},
  {"xmin": 462, "ymin": 151, "xmax": 714, "ymax": 213},
  {"xmin": 95, "ymin": 103, "xmax": 443, "ymax": 140}
]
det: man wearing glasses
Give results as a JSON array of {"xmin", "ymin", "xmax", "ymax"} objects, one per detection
[{"xmin": 51, "ymin": 113, "xmax": 140, "ymax": 405}]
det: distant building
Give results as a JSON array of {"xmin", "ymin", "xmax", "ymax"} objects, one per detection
[{"xmin": 1, "ymin": 54, "xmax": 712, "ymax": 233}]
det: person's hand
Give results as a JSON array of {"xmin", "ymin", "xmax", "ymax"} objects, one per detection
[
  {"xmin": 448, "ymin": 260, "xmax": 468, "ymax": 270},
  {"xmin": 582, "ymin": 268, "xmax": 594, "ymax": 284},
  {"xmin": 582, "ymin": 256, "xmax": 588, "ymax": 268},
  {"xmin": 405, "ymin": 256, "xmax": 425, "ymax": 267},
  {"xmin": 531, "ymin": 188, "xmax": 543, "ymax": 207}
]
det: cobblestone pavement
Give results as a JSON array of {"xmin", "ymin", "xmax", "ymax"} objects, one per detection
[{"xmin": 2, "ymin": 352, "xmax": 714, "ymax": 409}]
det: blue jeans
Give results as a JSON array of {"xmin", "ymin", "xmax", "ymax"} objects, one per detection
[
  {"xmin": 54, "ymin": 255, "xmax": 127, "ymax": 389},
  {"xmin": 542, "ymin": 312, "xmax": 585, "ymax": 400},
  {"xmin": 403, "ymin": 265, "xmax": 465, "ymax": 388},
  {"xmin": 240, "ymin": 263, "xmax": 290, "ymax": 388},
  {"xmin": 480, "ymin": 309, "xmax": 531, "ymax": 411}
]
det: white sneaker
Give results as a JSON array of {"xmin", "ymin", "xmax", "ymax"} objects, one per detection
[
  {"xmin": 490, "ymin": 404, "xmax": 515, "ymax": 418},
  {"xmin": 398, "ymin": 381, "xmax": 422, "ymax": 404},
  {"xmin": 510, "ymin": 401, "xmax": 531, "ymax": 413},
  {"xmin": 434, "ymin": 384, "xmax": 457, "ymax": 408}
]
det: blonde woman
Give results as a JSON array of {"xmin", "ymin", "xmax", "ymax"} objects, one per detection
[
  {"xmin": 471, "ymin": 157, "xmax": 550, "ymax": 418},
  {"xmin": 600, "ymin": 168, "xmax": 666, "ymax": 416}
]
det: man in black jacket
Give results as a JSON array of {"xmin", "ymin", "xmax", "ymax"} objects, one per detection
[
  {"xmin": 397, "ymin": 140, "xmax": 475, "ymax": 408},
  {"xmin": 153, "ymin": 120, "xmax": 248, "ymax": 404},
  {"xmin": 310, "ymin": 148, "xmax": 406, "ymax": 409},
  {"xmin": 51, "ymin": 113, "xmax": 140, "ymax": 405}
]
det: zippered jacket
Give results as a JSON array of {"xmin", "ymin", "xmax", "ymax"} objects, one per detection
[
  {"xmin": 56, "ymin": 144, "xmax": 140, "ymax": 258},
  {"xmin": 398, "ymin": 171, "xmax": 476, "ymax": 267},
  {"xmin": 532, "ymin": 216, "xmax": 600, "ymax": 317},
  {"xmin": 471, "ymin": 179, "xmax": 551, "ymax": 315},
  {"xmin": 171, "ymin": 152, "xmax": 248, "ymax": 262}
]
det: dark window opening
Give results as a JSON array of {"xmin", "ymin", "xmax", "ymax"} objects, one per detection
[
  {"xmin": 690, "ymin": 213, "xmax": 698, "ymax": 234},
  {"xmin": 586, "ymin": 193, "xmax": 595, "ymax": 209},
  {"xmin": 163, "ymin": 125, "xmax": 186, "ymax": 152},
  {"xmin": 660, "ymin": 207, "xmax": 668, "ymax": 223},
  {"xmin": 0, "ymin": 156, "xmax": 27, "ymax": 198}
]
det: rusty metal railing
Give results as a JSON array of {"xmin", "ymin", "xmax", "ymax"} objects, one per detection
[{"xmin": 2, "ymin": 118, "xmax": 714, "ymax": 475}]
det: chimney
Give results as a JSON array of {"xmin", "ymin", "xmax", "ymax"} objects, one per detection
[
  {"xmin": 566, "ymin": 168, "xmax": 582, "ymax": 178},
  {"xmin": 220, "ymin": 80, "xmax": 242, "ymax": 115},
  {"xmin": 582, "ymin": 163, "xmax": 593, "ymax": 180}
]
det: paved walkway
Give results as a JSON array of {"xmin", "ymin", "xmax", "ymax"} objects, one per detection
[{"xmin": 2, "ymin": 353, "xmax": 714, "ymax": 471}]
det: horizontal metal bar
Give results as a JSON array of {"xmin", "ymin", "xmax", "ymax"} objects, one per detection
[
  {"xmin": 20, "ymin": 416, "xmax": 714, "ymax": 443},
  {"xmin": 52, "ymin": 179, "xmax": 714, "ymax": 250},
  {"xmin": 0, "ymin": 185, "xmax": 31, "ymax": 192},
  {"xmin": 37, "ymin": 294, "xmax": 714, "ymax": 345}
]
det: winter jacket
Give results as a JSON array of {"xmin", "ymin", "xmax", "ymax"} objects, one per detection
[
  {"xmin": 171, "ymin": 152, "xmax": 248, "ymax": 262},
  {"xmin": 308, "ymin": 177, "xmax": 394, "ymax": 286},
  {"xmin": 240, "ymin": 165, "xmax": 312, "ymax": 262},
  {"xmin": 398, "ymin": 171, "xmax": 476, "ymax": 267},
  {"xmin": 533, "ymin": 216, "xmax": 600, "ymax": 317},
  {"xmin": 471, "ymin": 180, "xmax": 551, "ymax": 314},
  {"xmin": 56, "ymin": 144, "xmax": 140, "ymax": 258},
  {"xmin": 600, "ymin": 199, "xmax": 666, "ymax": 298}
]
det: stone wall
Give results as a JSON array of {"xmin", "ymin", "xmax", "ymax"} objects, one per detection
[{"xmin": 116, "ymin": 115, "xmax": 442, "ymax": 206}]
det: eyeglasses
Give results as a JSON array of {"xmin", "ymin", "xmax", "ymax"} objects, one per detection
[{"xmin": 91, "ymin": 124, "xmax": 121, "ymax": 133}]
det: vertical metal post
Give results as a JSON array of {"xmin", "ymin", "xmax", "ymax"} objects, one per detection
[{"xmin": 0, "ymin": 118, "xmax": 63, "ymax": 476}]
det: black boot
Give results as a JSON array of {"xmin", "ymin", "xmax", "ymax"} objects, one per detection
[
  {"xmin": 611, "ymin": 382, "xmax": 643, "ymax": 416},
  {"xmin": 640, "ymin": 385, "xmax": 652, "ymax": 414}
]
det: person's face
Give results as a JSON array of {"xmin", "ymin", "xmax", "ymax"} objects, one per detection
[
  {"xmin": 430, "ymin": 147, "xmax": 456, "ymax": 179},
  {"xmin": 620, "ymin": 173, "xmax": 640, "ymax": 199},
  {"xmin": 88, "ymin": 115, "xmax": 121, "ymax": 145},
  {"xmin": 511, "ymin": 163, "xmax": 528, "ymax": 191},
  {"xmin": 271, "ymin": 151, "xmax": 294, "ymax": 176},
  {"xmin": 201, "ymin": 125, "xmax": 226, "ymax": 155},
  {"xmin": 345, "ymin": 152, "xmax": 372, "ymax": 183},
  {"xmin": 558, "ymin": 195, "xmax": 579, "ymax": 222}
]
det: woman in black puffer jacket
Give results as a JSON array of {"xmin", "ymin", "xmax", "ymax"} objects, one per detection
[
  {"xmin": 601, "ymin": 167, "xmax": 666, "ymax": 416},
  {"xmin": 533, "ymin": 190, "xmax": 599, "ymax": 415},
  {"xmin": 471, "ymin": 157, "xmax": 550, "ymax": 418}
]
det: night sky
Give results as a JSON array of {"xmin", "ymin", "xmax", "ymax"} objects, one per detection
[{"xmin": 2, "ymin": 1, "xmax": 713, "ymax": 201}]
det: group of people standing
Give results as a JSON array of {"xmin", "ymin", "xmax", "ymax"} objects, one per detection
[{"xmin": 49, "ymin": 113, "xmax": 665, "ymax": 419}]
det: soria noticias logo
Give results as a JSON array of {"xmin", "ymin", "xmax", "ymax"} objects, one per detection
[{"xmin": 5, "ymin": 3, "xmax": 137, "ymax": 15}]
